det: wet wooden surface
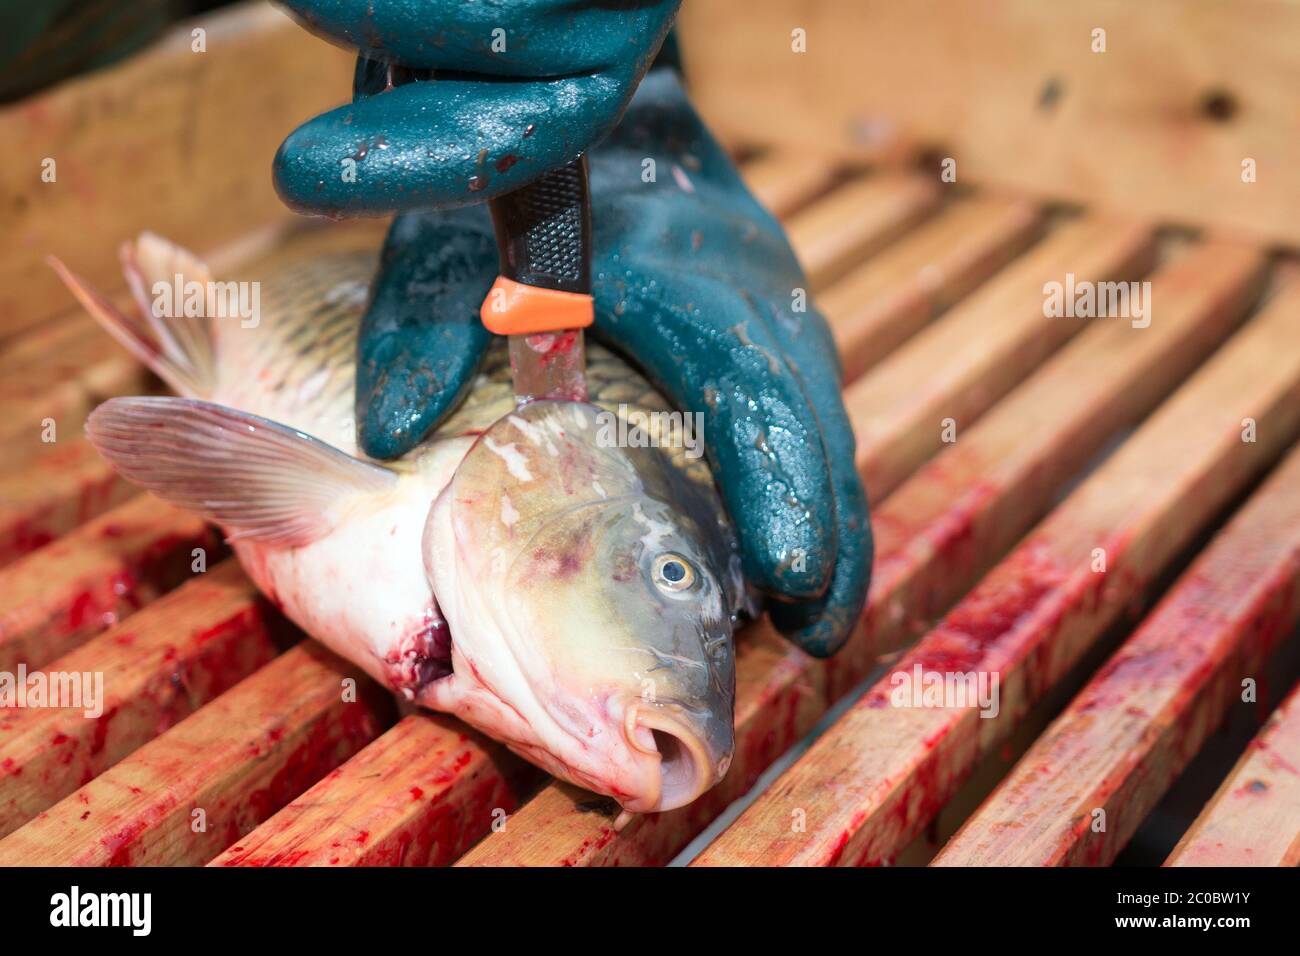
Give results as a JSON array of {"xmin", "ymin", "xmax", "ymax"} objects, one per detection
[
  {"xmin": 2, "ymin": 146, "xmax": 1298, "ymax": 868},
  {"xmin": 693, "ymin": 280, "xmax": 1300, "ymax": 866},
  {"xmin": 680, "ymin": 0, "xmax": 1300, "ymax": 247},
  {"xmin": 935, "ymin": 442, "xmax": 1300, "ymax": 866}
]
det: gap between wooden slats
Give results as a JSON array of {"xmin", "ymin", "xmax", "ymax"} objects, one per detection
[{"xmin": 739, "ymin": 151, "xmax": 843, "ymax": 220}]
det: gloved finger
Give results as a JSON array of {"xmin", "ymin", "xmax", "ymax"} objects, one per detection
[
  {"xmin": 274, "ymin": 70, "xmax": 633, "ymax": 216},
  {"xmin": 276, "ymin": 0, "xmax": 678, "ymax": 77},
  {"xmin": 355, "ymin": 205, "xmax": 497, "ymax": 460},
  {"xmin": 593, "ymin": 267, "xmax": 837, "ymax": 602},
  {"xmin": 733, "ymin": 243, "xmax": 869, "ymax": 656},
  {"xmin": 766, "ymin": 374, "xmax": 873, "ymax": 657},
  {"xmin": 587, "ymin": 65, "xmax": 868, "ymax": 649}
]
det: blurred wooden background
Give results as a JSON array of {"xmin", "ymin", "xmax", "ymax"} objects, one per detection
[{"xmin": 679, "ymin": 0, "xmax": 1300, "ymax": 247}]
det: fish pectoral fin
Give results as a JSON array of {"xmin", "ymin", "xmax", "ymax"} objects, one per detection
[{"xmin": 87, "ymin": 396, "xmax": 397, "ymax": 548}]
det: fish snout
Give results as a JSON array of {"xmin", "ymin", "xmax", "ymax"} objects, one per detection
[{"xmin": 620, "ymin": 700, "xmax": 731, "ymax": 813}]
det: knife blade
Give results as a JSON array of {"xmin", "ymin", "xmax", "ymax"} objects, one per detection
[{"xmin": 480, "ymin": 156, "xmax": 594, "ymax": 403}]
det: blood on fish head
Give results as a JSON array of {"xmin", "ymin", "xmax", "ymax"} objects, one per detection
[{"xmin": 421, "ymin": 400, "xmax": 737, "ymax": 813}]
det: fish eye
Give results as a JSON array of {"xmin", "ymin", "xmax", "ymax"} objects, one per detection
[{"xmin": 652, "ymin": 553, "xmax": 696, "ymax": 592}]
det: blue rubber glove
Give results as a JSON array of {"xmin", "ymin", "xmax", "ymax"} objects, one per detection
[{"xmin": 272, "ymin": 5, "xmax": 871, "ymax": 656}]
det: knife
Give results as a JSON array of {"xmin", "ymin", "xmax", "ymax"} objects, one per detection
[{"xmin": 480, "ymin": 156, "xmax": 594, "ymax": 403}]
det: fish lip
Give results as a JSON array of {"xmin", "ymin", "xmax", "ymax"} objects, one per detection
[{"xmin": 620, "ymin": 700, "xmax": 718, "ymax": 813}]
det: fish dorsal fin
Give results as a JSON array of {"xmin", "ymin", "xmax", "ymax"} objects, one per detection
[
  {"xmin": 87, "ymin": 396, "xmax": 396, "ymax": 548},
  {"xmin": 48, "ymin": 232, "xmax": 218, "ymax": 398}
]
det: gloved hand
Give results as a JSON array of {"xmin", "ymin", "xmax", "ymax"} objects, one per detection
[{"xmin": 272, "ymin": 3, "xmax": 872, "ymax": 657}]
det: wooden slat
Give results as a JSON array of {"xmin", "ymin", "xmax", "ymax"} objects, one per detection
[
  {"xmin": 453, "ymin": 240, "xmax": 1256, "ymax": 867},
  {"xmin": 0, "ymin": 438, "xmax": 132, "ymax": 566},
  {"xmin": 678, "ymin": 0, "xmax": 1300, "ymax": 247},
  {"xmin": 784, "ymin": 173, "xmax": 940, "ymax": 289},
  {"xmin": 822, "ymin": 195, "xmax": 1043, "ymax": 382},
  {"xmin": 211, "ymin": 714, "xmax": 543, "ymax": 867},
  {"xmin": 0, "ymin": 2, "xmax": 353, "ymax": 341},
  {"xmin": 0, "ymin": 642, "xmax": 395, "ymax": 866},
  {"xmin": 0, "ymin": 561, "xmax": 284, "ymax": 839},
  {"xmin": 740, "ymin": 151, "xmax": 841, "ymax": 219},
  {"xmin": 0, "ymin": 315, "xmax": 149, "ymax": 444},
  {"xmin": 1167, "ymin": 678, "xmax": 1300, "ymax": 867},
  {"xmin": 848, "ymin": 214, "xmax": 1156, "ymax": 500},
  {"xmin": 0, "ymin": 495, "xmax": 220, "ymax": 672},
  {"xmin": 692, "ymin": 281, "xmax": 1300, "ymax": 866},
  {"xmin": 934, "ymin": 440, "xmax": 1300, "ymax": 866}
]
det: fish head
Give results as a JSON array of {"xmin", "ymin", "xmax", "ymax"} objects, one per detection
[{"xmin": 423, "ymin": 400, "xmax": 737, "ymax": 813}]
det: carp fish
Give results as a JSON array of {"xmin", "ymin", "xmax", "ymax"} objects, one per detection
[{"xmin": 54, "ymin": 228, "xmax": 751, "ymax": 816}]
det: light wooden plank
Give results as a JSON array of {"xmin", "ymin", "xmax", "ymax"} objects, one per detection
[
  {"xmin": 678, "ymin": 0, "xmax": 1300, "ymax": 247},
  {"xmin": 934, "ymin": 440, "xmax": 1300, "ymax": 866},
  {"xmin": 784, "ymin": 173, "xmax": 940, "ymax": 289},
  {"xmin": 0, "ymin": 561, "xmax": 284, "ymax": 840},
  {"xmin": 0, "ymin": 2, "xmax": 354, "ymax": 341},
  {"xmin": 1168, "ymin": 678, "xmax": 1300, "ymax": 867},
  {"xmin": 822, "ymin": 195, "xmax": 1042, "ymax": 382},
  {"xmin": 453, "ymin": 240, "xmax": 1259, "ymax": 866},
  {"xmin": 0, "ymin": 437, "xmax": 132, "ymax": 566},
  {"xmin": 0, "ymin": 495, "xmax": 220, "ymax": 672},
  {"xmin": 848, "ymin": 215, "xmax": 1156, "ymax": 501},
  {"xmin": 740, "ymin": 151, "xmax": 841, "ymax": 220},
  {"xmin": 211, "ymin": 714, "xmax": 542, "ymax": 867},
  {"xmin": 0, "ymin": 642, "xmax": 394, "ymax": 866},
  {"xmin": 0, "ymin": 315, "xmax": 148, "ymax": 445},
  {"xmin": 692, "ymin": 281, "xmax": 1300, "ymax": 866}
]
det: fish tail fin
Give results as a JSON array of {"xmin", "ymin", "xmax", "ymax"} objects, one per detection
[{"xmin": 48, "ymin": 232, "xmax": 218, "ymax": 399}]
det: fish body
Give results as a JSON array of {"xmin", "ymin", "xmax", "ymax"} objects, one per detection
[{"xmin": 58, "ymin": 228, "xmax": 747, "ymax": 814}]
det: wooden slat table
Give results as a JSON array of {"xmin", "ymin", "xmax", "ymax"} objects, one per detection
[
  {"xmin": 691, "ymin": 278, "xmax": 1300, "ymax": 866},
  {"xmin": 3, "ymin": 138, "xmax": 1299, "ymax": 868},
  {"xmin": 931, "ymin": 441, "xmax": 1300, "ymax": 866}
]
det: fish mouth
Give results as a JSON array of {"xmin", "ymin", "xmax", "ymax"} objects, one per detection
[{"xmin": 621, "ymin": 701, "xmax": 716, "ymax": 813}]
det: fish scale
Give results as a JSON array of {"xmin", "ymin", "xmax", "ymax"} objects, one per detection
[{"xmin": 220, "ymin": 236, "xmax": 715, "ymax": 494}]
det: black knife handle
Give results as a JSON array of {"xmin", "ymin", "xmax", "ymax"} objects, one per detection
[{"xmin": 488, "ymin": 157, "xmax": 592, "ymax": 296}]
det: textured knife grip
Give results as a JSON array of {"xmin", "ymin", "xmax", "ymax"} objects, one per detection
[{"xmin": 488, "ymin": 157, "xmax": 592, "ymax": 296}]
